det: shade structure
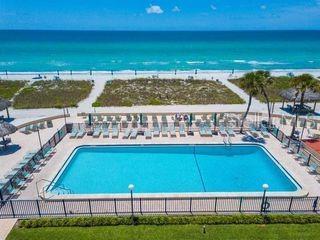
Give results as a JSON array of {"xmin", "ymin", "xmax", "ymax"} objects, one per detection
[
  {"xmin": 0, "ymin": 98, "xmax": 11, "ymax": 118},
  {"xmin": 279, "ymin": 88, "xmax": 320, "ymax": 102},
  {"xmin": 0, "ymin": 121, "xmax": 17, "ymax": 138}
]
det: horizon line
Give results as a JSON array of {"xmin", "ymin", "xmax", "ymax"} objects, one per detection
[{"xmin": 1, "ymin": 29, "xmax": 320, "ymax": 32}]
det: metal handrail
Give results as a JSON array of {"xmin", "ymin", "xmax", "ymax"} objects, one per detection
[{"xmin": 36, "ymin": 179, "xmax": 72, "ymax": 199}]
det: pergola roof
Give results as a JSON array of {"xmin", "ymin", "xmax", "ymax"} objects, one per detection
[
  {"xmin": 0, "ymin": 121, "xmax": 17, "ymax": 137},
  {"xmin": 279, "ymin": 88, "xmax": 320, "ymax": 102},
  {"xmin": 0, "ymin": 98, "xmax": 11, "ymax": 111}
]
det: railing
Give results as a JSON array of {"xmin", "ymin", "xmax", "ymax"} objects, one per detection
[
  {"xmin": 0, "ymin": 196, "xmax": 319, "ymax": 219},
  {"xmin": 0, "ymin": 125, "xmax": 68, "ymax": 202},
  {"xmin": 270, "ymin": 127, "xmax": 320, "ymax": 167}
]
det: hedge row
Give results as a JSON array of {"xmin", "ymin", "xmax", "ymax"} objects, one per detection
[{"xmin": 19, "ymin": 214, "xmax": 320, "ymax": 228}]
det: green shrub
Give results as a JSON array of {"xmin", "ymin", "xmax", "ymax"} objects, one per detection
[
  {"xmin": 18, "ymin": 214, "xmax": 320, "ymax": 228},
  {"xmin": 0, "ymin": 80, "xmax": 27, "ymax": 100}
]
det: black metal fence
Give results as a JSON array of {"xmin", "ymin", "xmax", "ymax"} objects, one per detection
[
  {"xmin": 0, "ymin": 125, "xmax": 68, "ymax": 201},
  {"xmin": 270, "ymin": 127, "xmax": 320, "ymax": 167},
  {"xmin": 0, "ymin": 196, "xmax": 319, "ymax": 219}
]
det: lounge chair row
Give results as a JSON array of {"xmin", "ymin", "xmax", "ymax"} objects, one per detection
[
  {"xmin": 0, "ymin": 146, "xmax": 56, "ymax": 199},
  {"xmin": 20, "ymin": 120, "xmax": 53, "ymax": 134}
]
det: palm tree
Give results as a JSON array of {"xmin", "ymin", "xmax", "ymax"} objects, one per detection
[
  {"xmin": 255, "ymin": 70, "xmax": 273, "ymax": 127},
  {"xmin": 239, "ymin": 72, "xmax": 259, "ymax": 133},
  {"xmin": 290, "ymin": 74, "xmax": 318, "ymax": 138}
]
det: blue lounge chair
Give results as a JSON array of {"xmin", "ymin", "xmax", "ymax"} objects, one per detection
[
  {"xmin": 93, "ymin": 126, "xmax": 101, "ymax": 138},
  {"xmin": 123, "ymin": 128, "xmax": 131, "ymax": 139},
  {"xmin": 169, "ymin": 125, "xmax": 176, "ymax": 137},
  {"xmin": 226, "ymin": 127, "xmax": 235, "ymax": 136},
  {"xmin": 161, "ymin": 126, "xmax": 168, "ymax": 137},
  {"xmin": 261, "ymin": 126, "xmax": 270, "ymax": 138},
  {"xmin": 77, "ymin": 127, "xmax": 86, "ymax": 138},
  {"xmin": 179, "ymin": 123, "xmax": 186, "ymax": 137},
  {"xmin": 69, "ymin": 127, "xmax": 78, "ymax": 138},
  {"xmin": 102, "ymin": 126, "xmax": 109, "ymax": 138},
  {"xmin": 308, "ymin": 163, "xmax": 318, "ymax": 174},
  {"xmin": 130, "ymin": 129, "xmax": 138, "ymax": 139},
  {"xmin": 144, "ymin": 129, "xmax": 152, "ymax": 139},
  {"xmin": 219, "ymin": 125, "xmax": 228, "ymax": 136},
  {"xmin": 153, "ymin": 125, "xmax": 160, "ymax": 137},
  {"xmin": 112, "ymin": 126, "xmax": 119, "ymax": 138}
]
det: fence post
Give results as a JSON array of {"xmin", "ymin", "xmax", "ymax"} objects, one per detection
[
  {"xmin": 189, "ymin": 198, "xmax": 192, "ymax": 214},
  {"xmin": 9, "ymin": 200, "xmax": 15, "ymax": 218},
  {"xmin": 307, "ymin": 154, "xmax": 312, "ymax": 166},
  {"xmin": 164, "ymin": 198, "xmax": 167, "ymax": 215},
  {"xmin": 62, "ymin": 200, "xmax": 67, "ymax": 217},
  {"xmin": 239, "ymin": 197, "xmax": 243, "ymax": 213},
  {"xmin": 288, "ymin": 197, "xmax": 293, "ymax": 212},
  {"xmin": 36, "ymin": 200, "xmax": 41, "ymax": 217},
  {"xmin": 88, "ymin": 199, "xmax": 92, "ymax": 217},
  {"xmin": 276, "ymin": 128, "xmax": 279, "ymax": 138},
  {"xmin": 114, "ymin": 198, "xmax": 117, "ymax": 216},
  {"xmin": 139, "ymin": 198, "xmax": 142, "ymax": 215},
  {"xmin": 214, "ymin": 197, "xmax": 217, "ymax": 213},
  {"xmin": 313, "ymin": 197, "xmax": 319, "ymax": 213}
]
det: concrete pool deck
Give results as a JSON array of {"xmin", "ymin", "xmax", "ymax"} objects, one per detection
[{"xmin": 1, "ymin": 116, "xmax": 318, "ymax": 200}]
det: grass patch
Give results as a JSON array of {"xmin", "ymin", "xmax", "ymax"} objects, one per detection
[
  {"xmin": 93, "ymin": 78, "xmax": 244, "ymax": 107},
  {"xmin": 0, "ymin": 80, "xmax": 27, "ymax": 100},
  {"xmin": 13, "ymin": 80, "xmax": 93, "ymax": 109},
  {"xmin": 7, "ymin": 224, "xmax": 320, "ymax": 240},
  {"xmin": 229, "ymin": 76, "xmax": 292, "ymax": 102}
]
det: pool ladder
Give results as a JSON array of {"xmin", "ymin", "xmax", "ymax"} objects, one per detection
[
  {"xmin": 36, "ymin": 178, "xmax": 72, "ymax": 200},
  {"xmin": 223, "ymin": 135, "xmax": 232, "ymax": 146}
]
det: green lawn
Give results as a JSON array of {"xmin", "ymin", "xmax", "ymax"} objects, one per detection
[
  {"xmin": 7, "ymin": 224, "xmax": 320, "ymax": 240},
  {"xmin": 13, "ymin": 80, "xmax": 93, "ymax": 109},
  {"xmin": 93, "ymin": 78, "xmax": 244, "ymax": 107},
  {"xmin": 0, "ymin": 80, "xmax": 27, "ymax": 100},
  {"xmin": 229, "ymin": 76, "xmax": 292, "ymax": 102}
]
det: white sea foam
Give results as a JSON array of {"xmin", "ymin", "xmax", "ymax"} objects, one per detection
[
  {"xmin": 233, "ymin": 60, "xmax": 246, "ymax": 63},
  {"xmin": 142, "ymin": 61, "xmax": 169, "ymax": 65},
  {"xmin": 208, "ymin": 61, "xmax": 218, "ymax": 65},
  {"xmin": 48, "ymin": 60, "xmax": 69, "ymax": 67},
  {"xmin": 0, "ymin": 61, "xmax": 16, "ymax": 66},
  {"xmin": 186, "ymin": 61, "xmax": 204, "ymax": 65}
]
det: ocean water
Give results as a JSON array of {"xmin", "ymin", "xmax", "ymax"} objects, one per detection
[
  {"xmin": 50, "ymin": 145, "xmax": 298, "ymax": 194},
  {"xmin": 0, "ymin": 30, "xmax": 319, "ymax": 72}
]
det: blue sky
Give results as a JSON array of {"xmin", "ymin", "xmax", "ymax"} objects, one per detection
[{"xmin": 1, "ymin": 0, "xmax": 320, "ymax": 30}]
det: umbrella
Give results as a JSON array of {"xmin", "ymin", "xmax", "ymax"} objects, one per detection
[
  {"xmin": 0, "ymin": 121, "xmax": 17, "ymax": 147},
  {"xmin": 189, "ymin": 114, "xmax": 193, "ymax": 126},
  {"xmin": 88, "ymin": 113, "xmax": 92, "ymax": 126},
  {"xmin": 0, "ymin": 98, "xmax": 11, "ymax": 119},
  {"xmin": 212, "ymin": 113, "xmax": 217, "ymax": 132}
]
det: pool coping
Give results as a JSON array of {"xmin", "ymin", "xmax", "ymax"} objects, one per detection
[{"xmin": 45, "ymin": 143, "xmax": 308, "ymax": 199}]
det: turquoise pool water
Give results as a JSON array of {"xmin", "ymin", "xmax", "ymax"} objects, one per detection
[{"xmin": 50, "ymin": 145, "xmax": 299, "ymax": 194}]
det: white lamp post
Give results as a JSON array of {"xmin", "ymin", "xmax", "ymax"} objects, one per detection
[{"xmin": 128, "ymin": 184, "xmax": 135, "ymax": 224}]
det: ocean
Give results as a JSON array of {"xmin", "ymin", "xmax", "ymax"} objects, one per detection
[{"xmin": 0, "ymin": 30, "xmax": 319, "ymax": 72}]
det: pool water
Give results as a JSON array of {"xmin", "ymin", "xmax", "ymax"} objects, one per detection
[{"xmin": 50, "ymin": 145, "xmax": 299, "ymax": 194}]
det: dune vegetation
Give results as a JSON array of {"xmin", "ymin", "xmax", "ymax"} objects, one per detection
[
  {"xmin": 0, "ymin": 80, "xmax": 27, "ymax": 100},
  {"xmin": 93, "ymin": 78, "xmax": 244, "ymax": 107},
  {"xmin": 13, "ymin": 80, "xmax": 93, "ymax": 109}
]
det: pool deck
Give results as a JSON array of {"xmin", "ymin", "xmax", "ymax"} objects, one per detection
[{"xmin": 1, "ymin": 116, "xmax": 318, "ymax": 200}]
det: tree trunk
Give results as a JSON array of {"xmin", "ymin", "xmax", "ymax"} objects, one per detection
[
  {"xmin": 262, "ymin": 89, "xmax": 271, "ymax": 127},
  {"xmin": 240, "ymin": 94, "xmax": 252, "ymax": 134},
  {"xmin": 300, "ymin": 91, "xmax": 305, "ymax": 110}
]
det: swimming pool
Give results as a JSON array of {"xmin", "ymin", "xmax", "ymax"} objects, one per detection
[{"xmin": 49, "ymin": 144, "xmax": 299, "ymax": 195}]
